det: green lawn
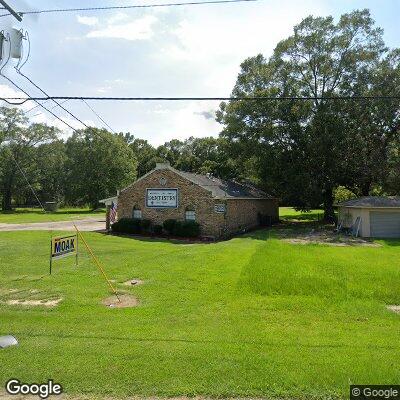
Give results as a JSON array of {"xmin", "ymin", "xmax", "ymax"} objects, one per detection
[
  {"xmin": 0, "ymin": 207, "xmax": 105, "ymax": 224},
  {"xmin": 0, "ymin": 228, "xmax": 399, "ymax": 399},
  {"xmin": 280, "ymin": 207, "xmax": 324, "ymax": 222}
]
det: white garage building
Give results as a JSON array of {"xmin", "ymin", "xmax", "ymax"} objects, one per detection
[{"xmin": 338, "ymin": 197, "xmax": 400, "ymax": 238}]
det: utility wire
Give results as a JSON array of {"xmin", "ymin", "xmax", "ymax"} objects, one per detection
[
  {"xmin": 25, "ymin": 99, "xmax": 69, "ymax": 116},
  {"xmin": 0, "ymin": 75, "xmax": 78, "ymax": 131},
  {"xmin": 16, "ymin": 69, "xmax": 90, "ymax": 129},
  {"xmin": 0, "ymin": 0, "xmax": 258, "ymax": 17},
  {"xmin": 2, "ymin": 95, "xmax": 400, "ymax": 105},
  {"xmin": 82, "ymin": 99, "xmax": 115, "ymax": 133},
  {"xmin": 31, "ymin": 99, "xmax": 70, "ymax": 118},
  {"xmin": 7, "ymin": 149, "xmax": 47, "ymax": 212},
  {"xmin": 24, "ymin": 100, "xmax": 49, "ymax": 114},
  {"xmin": 15, "ymin": 72, "xmax": 123, "ymax": 145}
]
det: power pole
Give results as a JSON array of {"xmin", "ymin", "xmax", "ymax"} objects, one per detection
[{"xmin": 0, "ymin": 0, "xmax": 22, "ymax": 22}]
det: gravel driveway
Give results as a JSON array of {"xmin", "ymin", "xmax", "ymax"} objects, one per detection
[{"xmin": 0, "ymin": 217, "xmax": 106, "ymax": 232}]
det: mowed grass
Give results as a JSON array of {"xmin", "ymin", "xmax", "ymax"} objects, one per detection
[
  {"xmin": 280, "ymin": 207, "xmax": 324, "ymax": 222},
  {"xmin": 0, "ymin": 229, "xmax": 399, "ymax": 399},
  {"xmin": 0, "ymin": 207, "xmax": 105, "ymax": 224}
]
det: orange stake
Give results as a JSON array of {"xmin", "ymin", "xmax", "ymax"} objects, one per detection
[{"xmin": 73, "ymin": 224, "xmax": 121, "ymax": 302}]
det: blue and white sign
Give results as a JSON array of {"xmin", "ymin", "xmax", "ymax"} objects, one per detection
[{"xmin": 146, "ymin": 189, "xmax": 178, "ymax": 208}]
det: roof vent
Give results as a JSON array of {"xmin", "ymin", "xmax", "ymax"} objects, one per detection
[{"xmin": 155, "ymin": 161, "xmax": 170, "ymax": 170}]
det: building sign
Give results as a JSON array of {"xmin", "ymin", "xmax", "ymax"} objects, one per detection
[
  {"xmin": 214, "ymin": 203, "xmax": 226, "ymax": 213},
  {"xmin": 146, "ymin": 189, "xmax": 178, "ymax": 208}
]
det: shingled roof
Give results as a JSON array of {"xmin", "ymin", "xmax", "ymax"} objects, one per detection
[
  {"xmin": 338, "ymin": 196, "xmax": 400, "ymax": 208},
  {"xmin": 119, "ymin": 162, "xmax": 274, "ymax": 200},
  {"xmin": 178, "ymin": 171, "xmax": 271, "ymax": 199}
]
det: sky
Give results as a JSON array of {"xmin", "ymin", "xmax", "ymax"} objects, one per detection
[{"xmin": 0, "ymin": 0, "xmax": 399, "ymax": 145}]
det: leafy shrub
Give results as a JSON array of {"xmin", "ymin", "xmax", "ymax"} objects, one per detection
[
  {"xmin": 334, "ymin": 186, "xmax": 357, "ymax": 204},
  {"xmin": 141, "ymin": 219, "xmax": 152, "ymax": 232},
  {"xmin": 111, "ymin": 218, "xmax": 142, "ymax": 234},
  {"xmin": 174, "ymin": 221, "xmax": 201, "ymax": 237},
  {"xmin": 153, "ymin": 224, "xmax": 163, "ymax": 235},
  {"xmin": 163, "ymin": 219, "xmax": 178, "ymax": 235}
]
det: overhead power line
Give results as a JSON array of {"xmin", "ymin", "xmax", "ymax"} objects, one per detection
[
  {"xmin": 15, "ymin": 69, "xmax": 90, "ymax": 129},
  {"xmin": 1, "ymin": 95, "xmax": 400, "ymax": 105},
  {"xmin": 25, "ymin": 99, "xmax": 70, "ymax": 115},
  {"xmin": 31, "ymin": 99, "xmax": 70, "ymax": 117},
  {"xmin": 0, "ymin": 0, "xmax": 258, "ymax": 17},
  {"xmin": 0, "ymin": 75, "xmax": 78, "ymax": 131},
  {"xmin": 15, "ymin": 70, "xmax": 119, "ymax": 137},
  {"xmin": 0, "ymin": 0, "xmax": 22, "ymax": 21},
  {"xmin": 82, "ymin": 99, "xmax": 115, "ymax": 133}
]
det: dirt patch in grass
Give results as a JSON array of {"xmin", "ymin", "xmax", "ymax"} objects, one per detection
[
  {"xmin": 0, "ymin": 287, "xmax": 62, "ymax": 308},
  {"xmin": 6, "ymin": 298, "xmax": 62, "ymax": 307},
  {"xmin": 387, "ymin": 305, "xmax": 400, "ymax": 314},
  {"xmin": 276, "ymin": 227, "xmax": 380, "ymax": 247},
  {"xmin": 102, "ymin": 294, "xmax": 139, "ymax": 308},
  {"xmin": 123, "ymin": 279, "xmax": 144, "ymax": 286}
]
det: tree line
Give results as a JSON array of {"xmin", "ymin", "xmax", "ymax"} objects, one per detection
[{"xmin": 1, "ymin": 9, "xmax": 399, "ymax": 220}]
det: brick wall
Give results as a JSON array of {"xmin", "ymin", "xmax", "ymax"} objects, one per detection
[
  {"xmin": 118, "ymin": 169, "xmax": 225, "ymax": 237},
  {"xmin": 225, "ymin": 198, "xmax": 279, "ymax": 234},
  {"xmin": 117, "ymin": 167, "xmax": 278, "ymax": 238}
]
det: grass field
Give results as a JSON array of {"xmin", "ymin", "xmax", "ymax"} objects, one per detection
[
  {"xmin": 280, "ymin": 207, "xmax": 324, "ymax": 222},
  {"xmin": 0, "ymin": 208, "xmax": 105, "ymax": 224},
  {"xmin": 0, "ymin": 224, "xmax": 399, "ymax": 399}
]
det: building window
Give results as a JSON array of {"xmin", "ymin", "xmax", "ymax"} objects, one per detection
[
  {"xmin": 133, "ymin": 208, "xmax": 142, "ymax": 219},
  {"xmin": 185, "ymin": 210, "xmax": 196, "ymax": 221}
]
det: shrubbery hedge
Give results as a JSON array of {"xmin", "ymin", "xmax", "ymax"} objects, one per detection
[
  {"xmin": 112, "ymin": 218, "xmax": 200, "ymax": 238},
  {"xmin": 163, "ymin": 219, "xmax": 200, "ymax": 237},
  {"xmin": 153, "ymin": 224, "xmax": 163, "ymax": 235},
  {"xmin": 111, "ymin": 218, "xmax": 149, "ymax": 234},
  {"xmin": 163, "ymin": 219, "xmax": 178, "ymax": 235}
]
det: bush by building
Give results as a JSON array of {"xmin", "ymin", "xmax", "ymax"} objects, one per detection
[
  {"xmin": 111, "ymin": 218, "xmax": 144, "ymax": 234},
  {"xmin": 152, "ymin": 224, "xmax": 163, "ymax": 235},
  {"xmin": 162, "ymin": 219, "xmax": 200, "ymax": 237},
  {"xmin": 175, "ymin": 221, "xmax": 201, "ymax": 237},
  {"xmin": 163, "ymin": 219, "xmax": 178, "ymax": 235}
]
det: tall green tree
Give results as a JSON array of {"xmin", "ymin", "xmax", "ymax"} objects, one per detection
[
  {"xmin": 0, "ymin": 107, "xmax": 59, "ymax": 210},
  {"xmin": 130, "ymin": 138, "xmax": 158, "ymax": 177},
  {"xmin": 218, "ymin": 9, "xmax": 393, "ymax": 221},
  {"xmin": 65, "ymin": 128, "xmax": 137, "ymax": 208}
]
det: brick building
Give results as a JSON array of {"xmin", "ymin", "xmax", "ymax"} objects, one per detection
[{"xmin": 101, "ymin": 162, "xmax": 278, "ymax": 239}]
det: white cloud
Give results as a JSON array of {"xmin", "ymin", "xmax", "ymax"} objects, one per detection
[
  {"xmin": 134, "ymin": 101, "xmax": 221, "ymax": 146},
  {"xmin": 107, "ymin": 13, "xmax": 130, "ymax": 25},
  {"xmin": 77, "ymin": 15, "xmax": 99, "ymax": 26},
  {"xmin": 0, "ymin": 84, "xmax": 27, "ymax": 101},
  {"xmin": 157, "ymin": 1, "xmax": 327, "ymax": 96},
  {"xmin": 86, "ymin": 15, "xmax": 158, "ymax": 41}
]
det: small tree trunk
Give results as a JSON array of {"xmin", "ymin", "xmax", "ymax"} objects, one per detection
[
  {"xmin": 2, "ymin": 185, "xmax": 12, "ymax": 211},
  {"xmin": 361, "ymin": 181, "xmax": 371, "ymax": 197},
  {"xmin": 323, "ymin": 187, "xmax": 335, "ymax": 223}
]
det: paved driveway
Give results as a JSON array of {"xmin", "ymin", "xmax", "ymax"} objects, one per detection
[{"xmin": 0, "ymin": 217, "xmax": 106, "ymax": 232}]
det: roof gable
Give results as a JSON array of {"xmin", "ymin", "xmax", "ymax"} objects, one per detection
[{"xmin": 120, "ymin": 164, "xmax": 273, "ymax": 200}]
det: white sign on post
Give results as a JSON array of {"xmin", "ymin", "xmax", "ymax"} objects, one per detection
[{"xmin": 146, "ymin": 189, "xmax": 178, "ymax": 208}]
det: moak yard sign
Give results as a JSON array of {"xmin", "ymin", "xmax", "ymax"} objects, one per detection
[{"xmin": 50, "ymin": 235, "xmax": 78, "ymax": 274}]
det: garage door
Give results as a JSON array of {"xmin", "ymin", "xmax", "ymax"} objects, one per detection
[{"xmin": 370, "ymin": 211, "xmax": 400, "ymax": 238}]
